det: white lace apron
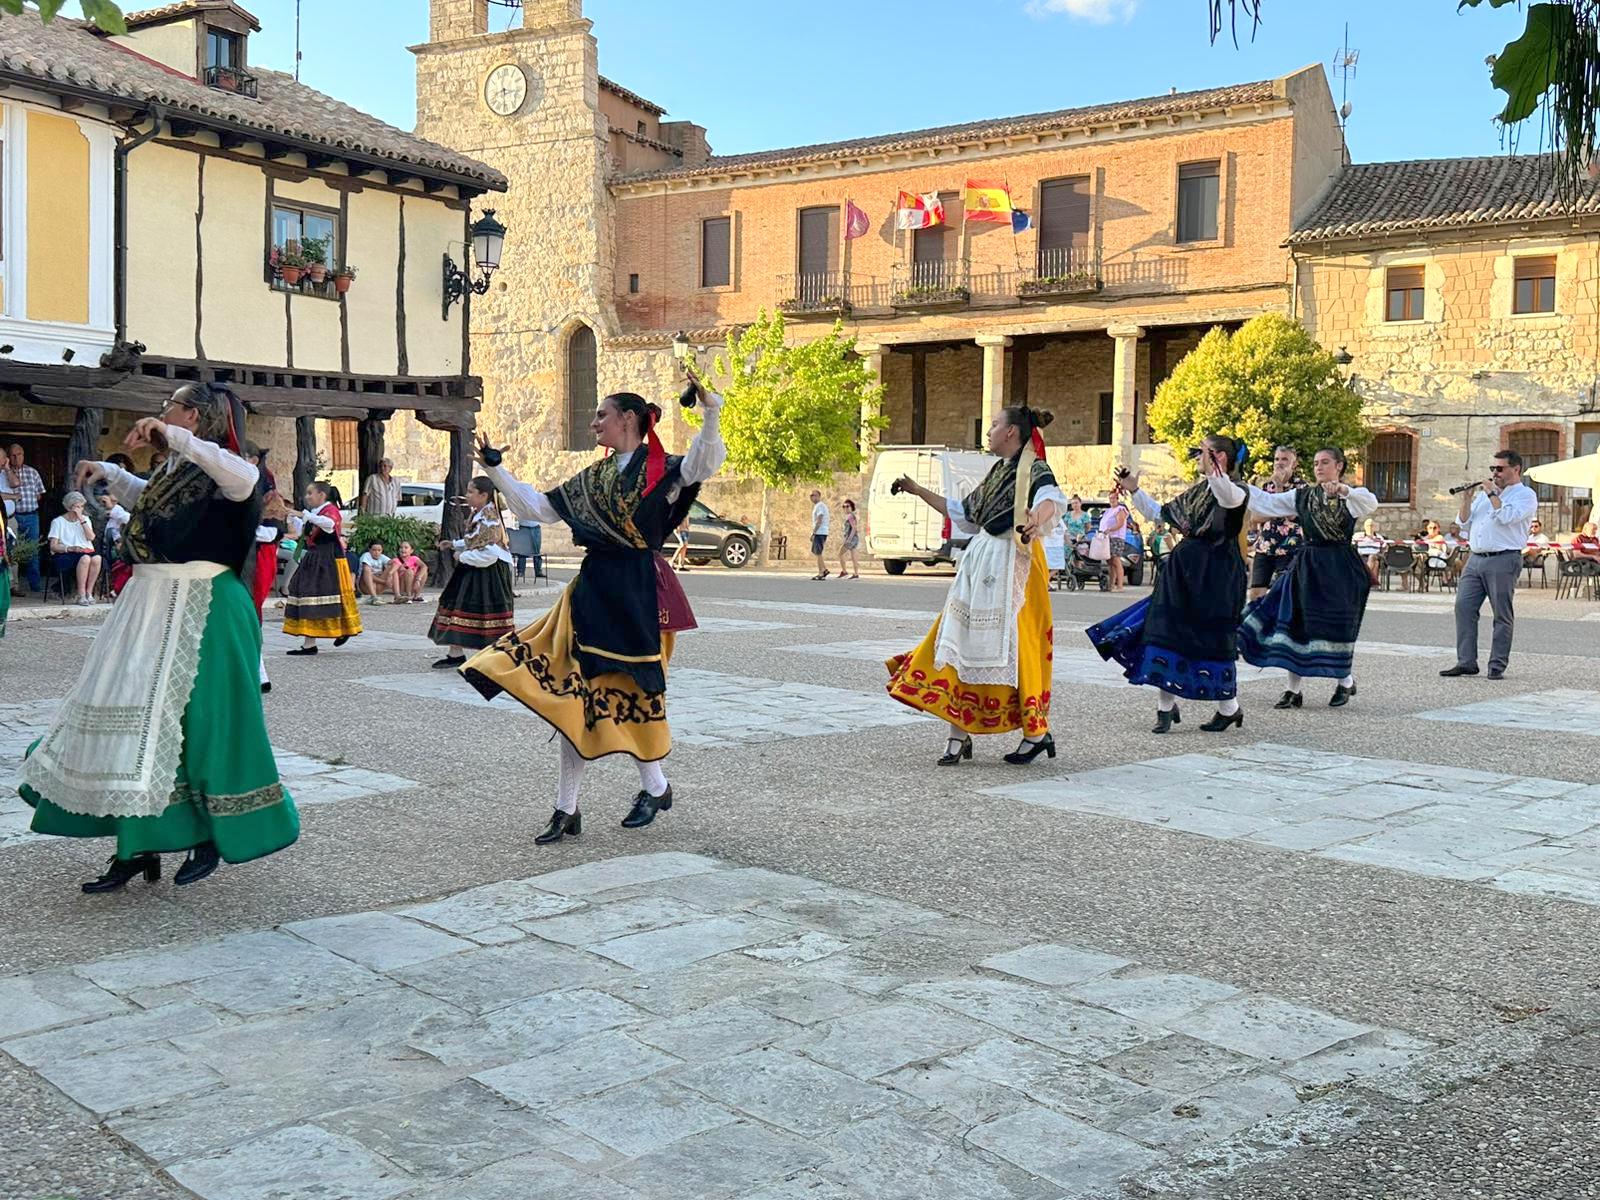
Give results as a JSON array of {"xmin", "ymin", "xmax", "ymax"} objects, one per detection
[
  {"xmin": 21, "ymin": 562, "xmax": 223, "ymax": 818},
  {"xmin": 933, "ymin": 529, "xmax": 1030, "ymax": 685}
]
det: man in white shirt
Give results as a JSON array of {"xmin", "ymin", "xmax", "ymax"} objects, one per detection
[
  {"xmin": 361, "ymin": 458, "xmax": 400, "ymax": 517},
  {"xmin": 1443, "ymin": 449, "xmax": 1538, "ymax": 680},
  {"xmin": 810, "ymin": 489, "xmax": 831, "ymax": 580},
  {"xmin": 357, "ymin": 539, "xmax": 401, "ymax": 603}
]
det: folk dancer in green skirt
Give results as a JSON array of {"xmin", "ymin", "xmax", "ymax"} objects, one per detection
[{"xmin": 20, "ymin": 383, "xmax": 299, "ymax": 892}]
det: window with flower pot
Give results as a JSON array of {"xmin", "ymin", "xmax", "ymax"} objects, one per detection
[{"xmin": 270, "ymin": 201, "xmax": 341, "ymax": 297}]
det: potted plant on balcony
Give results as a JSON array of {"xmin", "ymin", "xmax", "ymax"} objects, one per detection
[
  {"xmin": 1019, "ymin": 270, "xmax": 1101, "ymax": 299},
  {"xmin": 334, "ymin": 263, "xmax": 358, "ymax": 295},
  {"xmin": 891, "ymin": 283, "xmax": 970, "ymax": 310},
  {"xmin": 778, "ymin": 294, "xmax": 849, "ymax": 318},
  {"xmin": 302, "ymin": 236, "xmax": 330, "ymax": 284},
  {"xmin": 277, "ymin": 247, "xmax": 307, "ymax": 286}
]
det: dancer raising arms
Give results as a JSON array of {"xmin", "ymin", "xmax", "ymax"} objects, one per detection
[
  {"xmin": 428, "ymin": 476, "xmax": 516, "ymax": 670},
  {"xmin": 461, "ymin": 376, "xmax": 725, "ymax": 845},
  {"xmin": 282, "ymin": 481, "xmax": 361, "ymax": 654},
  {"xmin": 21, "ymin": 383, "xmax": 298, "ymax": 892},
  {"xmin": 1238, "ymin": 448, "xmax": 1376, "ymax": 708},
  {"xmin": 886, "ymin": 406, "xmax": 1065, "ymax": 766},
  {"xmin": 1087, "ymin": 435, "xmax": 1250, "ymax": 734}
]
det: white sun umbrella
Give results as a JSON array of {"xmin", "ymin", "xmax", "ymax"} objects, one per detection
[{"xmin": 1526, "ymin": 452, "xmax": 1600, "ymax": 491}]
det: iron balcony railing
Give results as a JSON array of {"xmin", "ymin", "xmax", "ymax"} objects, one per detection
[
  {"xmin": 777, "ymin": 271, "xmax": 858, "ymax": 314},
  {"xmin": 1023, "ymin": 246, "xmax": 1103, "ymax": 296},
  {"xmin": 205, "ymin": 64, "xmax": 258, "ymax": 98}
]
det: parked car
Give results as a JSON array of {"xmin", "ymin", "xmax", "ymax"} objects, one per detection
[
  {"xmin": 867, "ymin": 446, "xmax": 993, "ymax": 574},
  {"xmin": 681, "ymin": 500, "xmax": 756, "ymax": 568},
  {"xmin": 340, "ymin": 481, "xmax": 446, "ymax": 527}
]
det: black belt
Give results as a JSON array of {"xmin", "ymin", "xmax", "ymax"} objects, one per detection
[{"xmin": 1471, "ymin": 549, "xmax": 1518, "ymax": 557}]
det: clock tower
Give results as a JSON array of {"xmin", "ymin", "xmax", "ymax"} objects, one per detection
[{"xmin": 412, "ymin": 0, "xmax": 617, "ymax": 474}]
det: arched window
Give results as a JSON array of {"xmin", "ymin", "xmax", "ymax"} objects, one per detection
[
  {"xmin": 565, "ymin": 325, "xmax": 597, "ymax": 451},
  {"xmin": 1366, "ymin": 432, "xmax": 1415, "ymax": 504}
]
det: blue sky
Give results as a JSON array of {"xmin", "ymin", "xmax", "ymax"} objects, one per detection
[{"xmin": 246, "ymin": 0, "xmax": 1534, "ymax": 165}]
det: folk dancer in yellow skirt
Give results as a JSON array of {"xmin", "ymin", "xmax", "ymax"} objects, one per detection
[
  {"xmin": 21, "ymin": 383, "xmax": 298, "ymax": 892},
  {"xmin": 282, "ymin": 480, "xmax": 361, "ymax": 654},
  {"xmin": 463, "ymin": 376, "xmax": 725, "ymax": 845},
  {"xmin": 886, "ymin": 406, "xmax": 1067, "ymax": 766}
]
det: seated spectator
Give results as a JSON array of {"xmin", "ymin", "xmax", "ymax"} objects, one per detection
[
  {"xmin": 357, "ymin": 539, "xmax": 401, "ymax": 604},
  {"xmin": 1573, "ymin": 521, "xmax": 1600, "ymax": 561},
  {"xmin": 48, "ymin": 490, "xmax": 101, "ymax": 605},
  {"xmin": 393, "ymin": 540, "xmax": 429, "ymax": 603},
  {"xmin": 1527, "ymin": 519, "xmax": 1552, "ymax": 550},
  {"xmin": 1354, "ymin": 518, "xmax": 1385, "ymax": 583}
]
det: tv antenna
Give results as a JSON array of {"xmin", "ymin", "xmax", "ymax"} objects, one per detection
[
  {"xmin": 294, "ymin": 0, "xmax": 301, "ymax": 80},
  {"xmin": 1333, "ymin": 23, "xmax": 1359, "ymax": 147}
]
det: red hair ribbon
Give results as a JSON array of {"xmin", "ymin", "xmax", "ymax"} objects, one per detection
[
  {"xmin": 641, "ymin": 407, "xmax": 667, "ymax": 497},
  {"xmin": 1030, "ymin": 427, "xmax": 1046, "ymax": 461}
]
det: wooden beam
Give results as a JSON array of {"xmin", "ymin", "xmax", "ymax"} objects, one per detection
[
  {"xmin": 263, "ymin": 143, "xmax": 298, "ymax": 161},
  {"xmin": 0, "ymin": 362, "xmax": 129, "ymax": 390},
  {"xmin": 217, "ymin": 130, "xmax": 253, "ymax": 151},
  {"xmin": 168, "ymin": 119, "xmax": 203, "ymax": 139},
  {"xmin": 304, "ymin": 152, "xmax": 338, "ymax": 171},
  {"xmin": 385, "ymin": 169, "xmax": 415, "ymax": 188},
  {"xmin": 422, "ymin": 177, "xmax": 450, "ymax": 195},
  {"xmin": 29, "ymin": 385, "xmax": 165, "ymax": 415}
]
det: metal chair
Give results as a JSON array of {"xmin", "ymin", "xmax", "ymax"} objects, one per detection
[
  {"xmin": 1522, "ymin": 550, "xmax": 1551, "ymax": 588},
  {"xmin": 1380, "ymin": 544, "xmax": 1415, "ymax": 592},
  {"xmin": 1556, "ymin": 556, "xmax": 1600, "ymax": 601}
]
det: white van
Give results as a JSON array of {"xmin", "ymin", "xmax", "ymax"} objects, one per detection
[{"xmin": 867, "ymin": 446, "xmax": 994, "ymax": 575}]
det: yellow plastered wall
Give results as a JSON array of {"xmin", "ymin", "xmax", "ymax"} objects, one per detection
[
  {"xmin": 110, "ymin": 20, "xmax": 197, "ymax": 76},
  {"xmin": 273, "ymin": 174, "xmax": 345, "ymax": 371},
  {"xmin": 27, "ymin": 111, "xmax": 90, "ymax": 324},
  {"xmin": 403, "ymin": 197, "xmax": 464, "ymax": 376},
  {"xmin": 346, "ymin": 187, "xmax": 401, "ymax": 375},
  {"xmin": 196, "ymin": 155, "xmax": 286, "ymax": 365},
  {"xmin": 125, "ymin": 141, "xmax": 200, "ymax": 358}
]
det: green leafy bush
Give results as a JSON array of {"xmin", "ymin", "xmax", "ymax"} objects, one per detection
[{"xmin": 352, "ymin": 513, "xmax": 439, "ymax": 556}]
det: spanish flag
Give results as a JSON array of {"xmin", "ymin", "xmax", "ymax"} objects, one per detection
[{"xmin": 964, "ymin": 179, "xmax": 1013, "ymax": 224}]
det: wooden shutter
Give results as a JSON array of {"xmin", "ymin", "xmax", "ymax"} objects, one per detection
[
  {"xmin": 1514, "ymin": 255, "xmax": 1556, "ymax": 281},
  {"xmin": 797, "ymin": 207, "xmax": 838, "ymax": 276},
  {"xmin": 329, "ymin": 420, "xmax": 358, "ymax": 472},
  {"xmin": 1387, "ymin": 266, "xmax": 1424, "ymax": 291},
  {"xmin": 1038, "ymin": 177, "xmax": 1091, "ymax": 252},
  {"xmin": 701, "ymin": 217, "xmax": 731, "ymax": 288}
]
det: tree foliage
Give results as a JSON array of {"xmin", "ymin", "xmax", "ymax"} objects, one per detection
[
  {"xmin": 1211, "ymin": 1, "xmax": 1600, "ymax": 202},
  {"xmin": 2, "ymin": 1, "xmax": 127, "ymax": 33},
  {"xmin": 1148, "ymin": 314, "xmax": 1370, "ymax": 479},
  {"xmin": 700, "ymin": 311, "xmax": 885, "ymax": 490}
]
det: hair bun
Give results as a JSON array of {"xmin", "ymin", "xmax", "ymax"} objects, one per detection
[
  {"xmin": 1035, "ymin": 410, "xmax": 1055, "ymax": 430},
  {"xmin": 646, "ymin": 402, "xmax": 662, "ymax": 422}
]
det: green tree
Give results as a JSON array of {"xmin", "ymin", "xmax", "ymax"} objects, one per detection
[
  {"xmin": 3, "ymin": 1, "xmax": 126, "ymax": 33},
  {"xmin": 1148, "ymin": 314, "xmax": 1370, "ymax": 479},
  {"xmin": 696, "ymin": 311, "xmax": 885, "ymax": 564}
]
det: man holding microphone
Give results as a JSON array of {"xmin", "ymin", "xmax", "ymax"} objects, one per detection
[{"xmin": 1441, "ymin": 449, "xmax": 1537, "ymax": 680}]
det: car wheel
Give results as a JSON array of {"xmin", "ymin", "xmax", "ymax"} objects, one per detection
[
  {"xmin": 720, "ymin": 536, "xmax": 752, "ymax": 568},
  {"xmin": 883, "ymin": 560, "xmax": 908, "ymax": 576}
]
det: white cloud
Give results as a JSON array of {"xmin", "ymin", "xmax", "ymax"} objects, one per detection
[{"xmin": 1025, "ymin": 0, "xmax": 1140, "ymax": 22}]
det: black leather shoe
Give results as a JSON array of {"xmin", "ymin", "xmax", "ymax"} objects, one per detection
[
  {"xmin": 82, "ymin": 853, "xmax": 161, "ymax": 894},
  {"xmin": 938, "ymin": 735, "xmax": 973, "ymax": 766},
  {"xmin": 333, "ymin": 636, "xmax": 350, "ymax": 647},
  {"xmin": 285, "ymin": 645, "xmax": 317, "ymax": 656},
  {"xmin": 1003, "ymin": 733, "xmax": 1056, "ymax": 765},
  {"xmin": 1486, "ymin": 667, "xmax": 1505, "ymax": 680},
  {"xmin": 1152, "ymin": 706, "xmax": 1181, "ymax": 734},
  {"xmin": 260, "ymin": 681, "xmax": 271, "ymax": 694},
  {"xmin": 432, "ymin": 656, "xmax": 463, "ymax": 670},
  {"xmin": 1200, "ymin": 709, "xmax": 1245, "ymax": 732},
  {"xmin": 1273, "ymin": 691, "xmax": 1304, "ymax": 709},
  {"xmin": 622, "ymin": 786, "xmax": 672, "ymax": 828},
  {"xmin": 174, "ymin": 843, "xmax": 220, "ymax": 886},
  {"xmin": 535, "ymin": 808, "xmax": 582, "ymax": 845},
  {"xmin": 1329, "ymin": 682, "xmax": 1357, "ymax": 707},
  {"xmin": 1439, "ymin": 665, "xmax": 1479, "ymax": 677}
]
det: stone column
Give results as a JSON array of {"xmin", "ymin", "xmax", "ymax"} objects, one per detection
[
  {"xmin": 856, "ymin": 342, "xmax": 884, "ymax": 468},
  {"xmin": 1107, "ymin": 324, "xmax": 1144, "ymax": 464},
  {"xmin": 66, "ymin": 406, "xmax": 102, "ymax": 486},
  {"xmin": 977, "ymin": 334, "xmax": 1011, "ymax": 431},
  {"xmin": 356, "ymin": 411, "xmax": 391, "ymax": 510}
]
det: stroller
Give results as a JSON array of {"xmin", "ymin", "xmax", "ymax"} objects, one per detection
[{"xmin": 1060, "ymin": 536, "xmax": 1111, "ymax": 591}]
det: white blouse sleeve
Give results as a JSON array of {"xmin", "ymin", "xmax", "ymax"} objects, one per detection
[
  {"xmin": 97, "ymin": 464, "xmax": 148, "ymax": 508},
  {"xmin": 486, "ymin": 464, "xmax": 562, "ymax": 525},
  {"xmin": 945, "ymin": 491, "xmax": 981, "ymax": 536},
  {"xmin": 1206, "ymin": 471, "xmax": 1246, "ymax": 509},
  {"xmin": 300, "ymin": 507, "xmax": 336, "ymax": 533},
  {"xmin": 1343, "ymin": 486, "xmax": 1379, "ymax": 520},
  {"xmin": 163, "ymin": 426, "xmax": 258, "ymax": 501},
  {"xmin": 1246, "ymin": 485, "xmax": 1299, "ymax": 519},
  {"xmin": 1128, "ymin": 488, "xmax": 1163, "ymax": 524},
  {"xmin": 678, "ymin": 400, "xmax": 727, "ymax": 486}
]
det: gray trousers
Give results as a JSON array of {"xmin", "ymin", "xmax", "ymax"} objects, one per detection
[{"xmin": 1454, "ymin": 551, "xmax": 1520, "ymax": 671}]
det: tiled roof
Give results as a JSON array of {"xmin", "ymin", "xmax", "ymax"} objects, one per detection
[
  {"xmin": 617, "ymin": 78, "xmax": 1280, "ymax": 184},
  {"xmin": 599, "ymin": 75, "xmax": 664, "ymax": 116},
  {"xmin": 1290, "ymin": 155, "xmax": 1600, "ymax": 245},
  {"xmin": 0, "ymin": 10, "xmax": 505, "ymax": 190},
  {"xmin": 124, "ymin": 2, "xmax": 260, "ymax": 32}
]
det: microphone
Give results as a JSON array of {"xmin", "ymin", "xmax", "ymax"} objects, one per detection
[{"xmin": 1447, "ymin": 481, "xmax": 1481, "ymax": 495}]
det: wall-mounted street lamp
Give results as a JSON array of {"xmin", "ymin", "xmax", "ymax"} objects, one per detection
[
  {"xmin": 442, "ymin": 209, "xmax": 508, "ymax": 320},
  {"xmin": 1333, "ymin": 346, "xmax": 1354, "ymax": 367},
  {"xmin": 671, "ymin": 331, "xmax": 690, "ymax": 361}
]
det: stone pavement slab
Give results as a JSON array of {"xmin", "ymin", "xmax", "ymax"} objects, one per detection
[
  {"xmin": 1416, "ymin": 687, "xmax": 1600, "ymax": 735},
  {"xmin": 0, "ymin": 853, "xmax": 1481, "ymax": 1199}
]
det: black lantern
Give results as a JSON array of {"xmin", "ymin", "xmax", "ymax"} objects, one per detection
[
  {"xmin": 1333, "ymin": 346, "xmax": 1354, "ymax": 366},
  {"xmin": 442, "ymin": 209, "xmax": 508, "ymax": 319}
]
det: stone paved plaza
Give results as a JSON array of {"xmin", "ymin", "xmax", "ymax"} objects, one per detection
[{"xmin": 3, "ymin": 572, "xmax": 1600, "ymax": 1199}]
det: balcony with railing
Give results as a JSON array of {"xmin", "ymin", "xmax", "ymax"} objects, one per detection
[
  {"xmin": 1020, "ymin": 246, "xmax": 1103, "ymax": 300},
  {"xmin": 776, "ymin": 272, "xmax": 856, "ymax": 319},
  {"xmin": 891, "ymin": 260, "xmax": 973, "ymax": 311},
  {"xmin": 205, "ymin": 64, "xmax": 258, "ymax": 97}
]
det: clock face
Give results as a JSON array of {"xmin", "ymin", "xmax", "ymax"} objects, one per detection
[{"xmin": 484, "ymin": 63, "xmax": 528, "ymax": 117}]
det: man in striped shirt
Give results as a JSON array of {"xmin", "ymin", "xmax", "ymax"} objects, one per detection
[{"xmin": 2, "ymin": 444, "xmax": 45, "ymax": 594}]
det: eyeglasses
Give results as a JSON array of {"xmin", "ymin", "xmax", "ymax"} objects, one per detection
[{"xmin": 1489, "ymin": 465, "xmax": 1508, "ymax": 472}]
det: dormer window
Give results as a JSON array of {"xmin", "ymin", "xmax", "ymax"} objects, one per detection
[{"xmin": 203, "ymin": 26, "xmax": 256, "ymax": 96}]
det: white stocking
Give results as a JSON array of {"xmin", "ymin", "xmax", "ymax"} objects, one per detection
[
  {"xmin": 638, "ymin": 759, "xmax": 669, "ymax": 799},
  {"xmin": 1340, "ymin": 673, "xmax": 1355, "ymax": 688},
  {"xmin": 1284, "ymin": 672, "xmax": 1303, "ymax": 694},
  {"xmin": 556, "ymin": 736, "xmax": 586, "ymax": 814},
  {"xmin": 258, "ymin": 653, "xmax": 269, "ymax": 686},
  {"xmin": 1218, "ymin": 697, "xmax": 1240, "ymax": 716},
  {"xmin": 1157, "ymin": 690, "xmax": 1177, "ymax": 712},
  {"xmin": 947, "ymin": 721, "xmax": 968, "ymax": 744}
]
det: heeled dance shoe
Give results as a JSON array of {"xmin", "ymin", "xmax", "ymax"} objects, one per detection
[
  {"xmin": 431, "ymin": 656, "xmax": 464, "ymax": 670},
  {"xmin": 1151, "ymin": 706, "xmax": 1182, "ymax": 734},
  {"xmin": 1199, "ymin": 709, "xmax": 1245, "ymax": 733},
  {"xmin": 938, "ymin": 735, "xmax": 973, "ymax": 766},
  {"xmin": 285, "ymin": 645, "xmax": 317, "ymax": 656},
  {"xmin": 82, "ymin": 853, "xmax": 160, "ymax": 894},
  {"xmin": 174, "ymin": 842, "xmax": 220, "ymax": 886},
  {"xmin": 535, "ymin": 809, "xmax": 582, "ymax": 845},
  {"xmin": 1003, "ymin": 734, "xmax": 1056, "ymax": 765},
  {"xmin": 333, "ymin": 636, "xmax": 351, "ymax": 647},
  {"xmin": 1273, "ymin": 691, "xmax": 1304, "ymax": 709},
  {"xmin": 1329, "ymin": 682, "xmax": 1357, "ymax": 707},
  {"xmin": 622, "ymin": 786, "xmax": 673, "ymax": 829}
]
